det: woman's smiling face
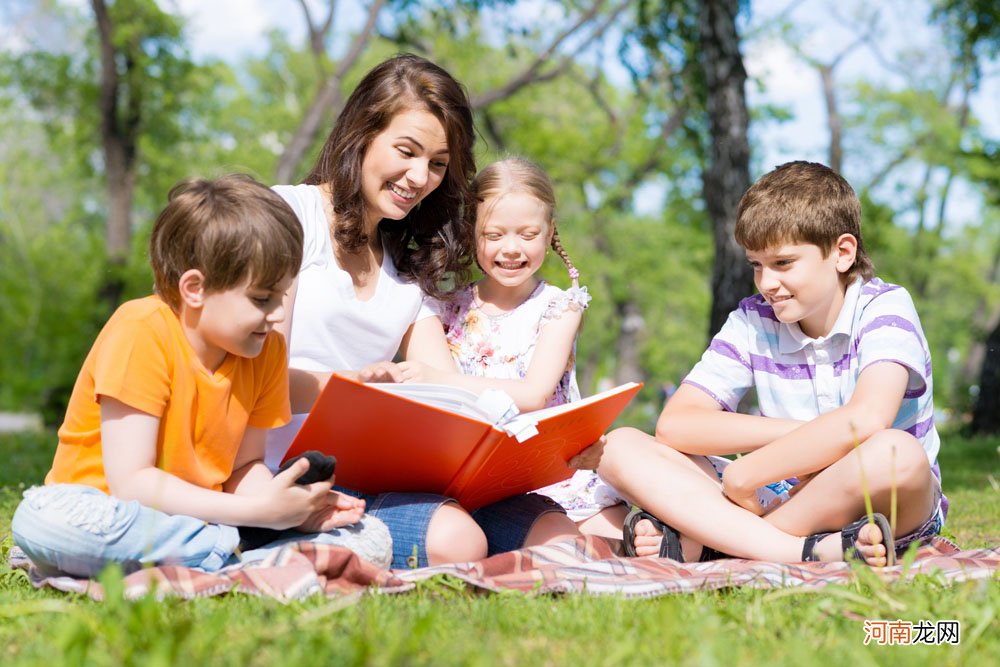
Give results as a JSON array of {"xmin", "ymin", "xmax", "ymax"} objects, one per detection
[{"xmin": 360, "ymin": 109, "xmax": 450, "ymax": 229}]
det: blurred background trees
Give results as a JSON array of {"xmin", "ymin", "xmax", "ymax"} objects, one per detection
[{"xmin": 1, "ymin": 0, "xmax": 998, "ymax": 431}]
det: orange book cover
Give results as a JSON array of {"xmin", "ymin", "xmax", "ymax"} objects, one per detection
[{"xmin": 283, "ymin": 374, "xmax": 642, "ymax": 509}]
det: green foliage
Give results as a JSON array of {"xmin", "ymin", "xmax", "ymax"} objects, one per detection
[
  {"xmin": 0, "ymin": 0, "xmax": 998, "ymax": 419},
  {"xmin": 0, "ymin": 216, "xmax": 107, "ymax": 416},
  {"xmin": 933, "ymin": 0, "xmax": 1000, "ymax": 61}
]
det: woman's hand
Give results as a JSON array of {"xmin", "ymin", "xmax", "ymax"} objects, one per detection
[
  {"xmin": 568, "ymin": 435, "xmax": 606, "ymax": 470},
  {"xmin": 358, "ymin": 361, "xmax": 404, "ymax": 383}
]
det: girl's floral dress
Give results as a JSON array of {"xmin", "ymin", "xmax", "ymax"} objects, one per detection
[{"xmin": 437, "ymin": 280, "xmax": 624, "ymax": 521}]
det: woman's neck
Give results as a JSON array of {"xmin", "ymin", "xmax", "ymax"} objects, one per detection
[
  {"xmin": 319, "ymin": 183, "xmax": 384, "ymax": 262},
  {"xmin": 475, "ymin": 277, "xmax": 541, "ymax": 314}
]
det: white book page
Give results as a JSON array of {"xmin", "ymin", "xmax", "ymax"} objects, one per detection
[{"xmin": 365, "ymin": 383, "xmax": 516, "ymax": 423}]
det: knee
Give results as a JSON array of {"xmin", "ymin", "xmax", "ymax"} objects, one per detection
[
  {"xmin": 13, "ymin": 485, "xmax": 117, "ymax": 536},
  {"xmin": 425, "ymin": 502, "xmax": 488, "ymax": 565},
  {"xmin": 10, "ymin": 485, "xmax": 122, "ymax": 577},
  {"xmin": 862, "ymin": 430, "xmax": 931, "ymax": 490},
  {"xmin": 599, "ymin": 427, "xmax": 652, "ymax": 485},
  {"xmin": 523, "ymin": 511, "xmax": 580, "ymax": 547}
]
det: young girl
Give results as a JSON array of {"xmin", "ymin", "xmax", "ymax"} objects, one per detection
[{"xmin": 401, "ymin": 157, "xmax": 627, "ymax": 539}]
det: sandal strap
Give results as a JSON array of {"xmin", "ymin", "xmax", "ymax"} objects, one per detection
[
  {"xmin": 698, "ymin": 545, "xmax": 729, "ymax": 562},
  {"xmin": 801, "ymin": 532, "xmax": 832, "ymax": 562}
]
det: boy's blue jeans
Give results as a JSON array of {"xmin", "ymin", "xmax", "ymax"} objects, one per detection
[{"xmin": 11, "ymin": 484, "xmax": 390, "ymax": 577}]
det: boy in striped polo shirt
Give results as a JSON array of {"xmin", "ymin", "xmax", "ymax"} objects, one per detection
[{"xmin": 600, "ymin": 161, "xmax": 944, "ymax": 566}]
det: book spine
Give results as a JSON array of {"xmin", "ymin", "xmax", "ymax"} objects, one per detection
[{"xmin": 442, "ymin": 427, "xmax": 506, "ymax": 500}]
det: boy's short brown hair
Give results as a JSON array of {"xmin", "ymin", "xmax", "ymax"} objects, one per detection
[
  {"xmin": 735, "ymin": 161, "xmax": 874, "ymax": 283},
  {"xmin": 150, "ymin": 174, "xmax": 304, "ymax": 309}
]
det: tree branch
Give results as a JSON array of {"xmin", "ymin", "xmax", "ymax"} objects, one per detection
[
  {"xmin": 274, "ymin": 0, "xmax": 386, "ymax": 184},
  {"xmin": 297, "ymin": 0, "xmax": 338, "ymax": 78},
  {"xmin": 471, "ymin": 0, "xmax": 630, "ymax": 108}
]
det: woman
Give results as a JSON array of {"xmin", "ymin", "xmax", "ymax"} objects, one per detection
[{"xmin": 265, "ymin": 54, "xmax": 495, "ymax": 569}]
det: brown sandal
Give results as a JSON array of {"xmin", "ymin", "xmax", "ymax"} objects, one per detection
[
  {"xmin": 802, "ymin": 512, "xmax": 895, "ymax": 566},
  {"xmin": 622, "ymin": 507, "xmax": 728, "ymax": 561}
]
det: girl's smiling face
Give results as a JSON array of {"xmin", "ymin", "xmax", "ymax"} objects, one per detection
[
  {"xmin": 476, "ymin": 192, "xmax": 553, "ymax": 294},
  {"xmin": 360, "ymin": 109, "xmax": 450, "ymax": 230}
]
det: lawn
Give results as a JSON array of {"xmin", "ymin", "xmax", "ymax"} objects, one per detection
[{"xmin": 1, "ymin": 430, "xmax": 997, "ymax": 666}]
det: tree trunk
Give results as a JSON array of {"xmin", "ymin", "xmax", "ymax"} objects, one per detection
[
  {"xmin": 971, "ymin": 317, "xmax": 1000, "ymax": 434},
  {"xmin": 699, "ymin": 0, "xmax": 753, "ymax": 338},
  {"xmin": 92, "ymin": 0, "xmax": 138, "ymax": 308},
  {"xmin": 819, "ymin": 63, "xmax": 842, "ymax": 174},
  {"xmin": 962, "ymin": 238, "xmax": 1000, "ymax": 389},
  {"xmin": 614, "ymin": 298, "xmax": 645, "ymax": 385}
]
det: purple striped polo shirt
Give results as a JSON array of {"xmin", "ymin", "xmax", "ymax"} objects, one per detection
[{"xmin": 683, "ymin": 277, "xmax": 940, "ymax": 466}]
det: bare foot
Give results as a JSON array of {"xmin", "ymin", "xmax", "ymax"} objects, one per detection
[
  {"xmin": 813, "ymin": 522, "xmax": 889, "ymax": 566},
  {"xmin": 631, "ymin": 518, "xmax": 664, "ymax": 557},
  {"xmin": 629, "ymin": 518, "xmax": 704, "ymax": 560}
]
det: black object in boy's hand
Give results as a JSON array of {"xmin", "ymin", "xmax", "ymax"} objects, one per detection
[
  {"xmin": 236, "ymin": 451, "xmax": 337, "ymax": 552},
  {"xmin": 285, "ymin": 450, "xmax": 336, "ymax": 483}
]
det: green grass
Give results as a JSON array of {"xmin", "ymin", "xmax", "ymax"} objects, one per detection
[{"xmin": 1, "ymin": 430, "xmax": 998, "ymax": 666}]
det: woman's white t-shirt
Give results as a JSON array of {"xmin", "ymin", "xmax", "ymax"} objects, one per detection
[{"xmin": 264, "ymin": 184, "xmax": 436, "ymax": 468}]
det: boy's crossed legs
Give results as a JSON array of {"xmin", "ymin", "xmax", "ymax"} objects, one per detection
[{"xmin": 600, "ymin": 427, "xmax": 939, "ymax": 566}]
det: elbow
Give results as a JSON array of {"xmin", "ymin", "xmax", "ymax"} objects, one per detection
[
  {"xmin": 105, "ymin": 467, "xmax": 157, "ymax": 503},
  {"xmin": 654, "ymin": 415, "xmax": 676, "ymax": 446},
  {"xmin": 106, "ymin": 477, "xmax": 140, "ymax": 502},
  {"xmin": 654, "ymin": 407, "xmax": 686, "ymax": 449},
  {"xmin": 842, "ymin": 407, "xmax": 897, "ymax": 448},
  {"xmin": 518, "ymin": 393, "xmax": 550, "ymax": 413}
]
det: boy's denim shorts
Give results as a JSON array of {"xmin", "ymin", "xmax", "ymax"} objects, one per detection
[
  {"xmin": 893, "ymin": 476, "xmax": 945, "ymax": 555},
  {"xmin": 340, "ymin": 488, "xmax": 565, "ymax": 569}
]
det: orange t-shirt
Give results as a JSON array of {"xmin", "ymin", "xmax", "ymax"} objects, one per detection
[{"xmin": 46, "ymin": 296, "xmax": 291, "ymax": 493}]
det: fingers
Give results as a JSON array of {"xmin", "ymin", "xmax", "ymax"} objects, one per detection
[
  {"xmin": 568, "ymin": 436, "xmax": 607, "ymax": 469},
  {"xmin": 396, "ymin": 361, "xmax": 428, "ymax": 384},
  {"xmin": 359, "ymin": 362, "xmax": 404, "ymax": 383},
  {"xmin": 273, "ymin": 457, "xmax": 310, "ymax": 486},
  {"xmin": 396, "ymin": 361, "xmax": 416, "ymax": 383}
]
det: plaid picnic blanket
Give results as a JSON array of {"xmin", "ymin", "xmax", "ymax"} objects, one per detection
[{"xmin": 8, "ymin": 536, "xmax": 999, "ymax": 602}]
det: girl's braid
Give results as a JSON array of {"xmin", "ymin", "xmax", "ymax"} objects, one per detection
[{"xmin": 550, "ymin": 226, "xmax": 579, "ymax": 288}]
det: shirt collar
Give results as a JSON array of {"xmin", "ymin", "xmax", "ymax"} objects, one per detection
[{"xmin": 778, "ymin": 278, "xmax": 864, "ymax": 353}]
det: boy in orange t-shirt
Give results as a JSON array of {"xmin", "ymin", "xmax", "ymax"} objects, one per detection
[{"xmin": 12, "ymin": 175, "xmax": 390, "ymax": 576}]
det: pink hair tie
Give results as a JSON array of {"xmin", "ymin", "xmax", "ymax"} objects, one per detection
[{"xmin": 568, "ymin": 268, "xmax": 579, "ymax": 280}]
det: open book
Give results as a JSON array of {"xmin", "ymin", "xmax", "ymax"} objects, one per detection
[{"xmin": 283, "ymin": 374, "xmax": 642, "ymax": 510}]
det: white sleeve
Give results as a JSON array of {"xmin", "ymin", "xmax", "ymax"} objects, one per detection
[
  {"xmin": 682, "ymin": 307, "xmax": 755, "ymax": 412},
  {"xmin": 272, "ymin": 184, "xmax": 323, "ymax": 271},
  {"xmin": 856, "ymin": 287, "xmax": 930, "ymax": 397},
  {"xmin": 417, "ymin": 295, "xmax": 439, "ymax": 322}
]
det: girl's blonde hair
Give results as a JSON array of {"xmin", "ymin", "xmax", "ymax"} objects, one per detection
[{"xmin": 470, "ymin": 157, "xmax": 580, "ymax": 287}]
